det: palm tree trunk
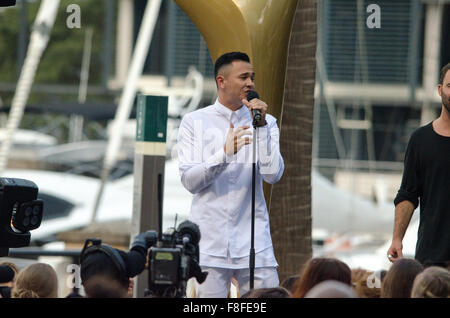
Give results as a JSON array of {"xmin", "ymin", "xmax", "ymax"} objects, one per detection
[{"xmin": 269, "ymin": 0, "xmax": 317, "ymax": 283}]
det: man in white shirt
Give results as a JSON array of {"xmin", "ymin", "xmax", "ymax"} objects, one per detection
[{"xmin": 177, "ymin": 52, "xmax": 284, "ymax": 297}]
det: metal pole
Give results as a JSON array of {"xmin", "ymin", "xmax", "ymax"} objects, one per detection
[
  {"xmin": 316, "ymin": 41, "xmax": 347, "ymax": 162},
  {"xmin": 17, "ymin": 0, "xmax": 28, "ymax": 75},
  {"xmin": 165, "ymin": 0, "xmax": 176, "ymax": 86},
  {"xmin": 102, "ymin": 0, "xmax": 114, "ymax": 88},
  {"xmin": 249, "ymin": 122, "xmax": 258, "ymax": 290},
  {"xmin": 69, "ymin": 27, "xmax": 93, "ymax": 143},
  {"xmin": 408, "ymin": 0, "xmax": 421, "ymax": 104},
  {"xmin": 420, "ymin": 2, "xmax": 443, "ymax": 126}
]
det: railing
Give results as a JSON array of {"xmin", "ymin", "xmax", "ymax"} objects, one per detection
[{"xmin": 8, "ymin": 248, "xmax": 81, "ymax": 259}]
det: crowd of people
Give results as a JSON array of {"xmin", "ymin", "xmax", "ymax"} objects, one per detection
[
  {"xmin": 1, "ymin": 255, "xmax": 449, "ymax": 298},
  {"xmin": 278, "ymin": 257, "xmax": 450, "ymax": 299}
]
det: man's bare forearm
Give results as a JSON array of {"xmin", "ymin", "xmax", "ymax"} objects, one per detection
[{"xmin": 392, "ymin": 200, "xmax": 415, "ymax": 242}]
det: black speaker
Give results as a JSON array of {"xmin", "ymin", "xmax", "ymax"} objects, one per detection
[{"xmin": 0, "ymin": 178, "xmax": 42, "ymax": 249}]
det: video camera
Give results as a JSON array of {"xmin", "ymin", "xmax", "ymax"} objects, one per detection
[
  {"xmin": 0, "ymin": 178, "xmax": 44, "ymax": 257},
  {"xmin": 79, "ymin": 219, "xmax": 206, "ymax": 298},
  {"xmin": 145, "ymin": 220, "xmax": 208, "ymax": 298}
]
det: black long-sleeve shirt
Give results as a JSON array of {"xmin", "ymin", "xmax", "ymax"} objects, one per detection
[{"xmin": 394, "ymin": 122, "xmax": 450, "ymax": 265}]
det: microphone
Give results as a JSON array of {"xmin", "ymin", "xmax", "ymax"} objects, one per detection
[
  {"xmin": 246, "ymin": 90, "xmax": 262, "ymax": 122},
  {"xmin": 177, "ymin": 220, "xmax": 201, "ymax": 246}
]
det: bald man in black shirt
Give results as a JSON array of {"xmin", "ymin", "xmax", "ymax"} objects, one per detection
[{"xmin": 387, "ymin": 62, "xmax": 450, "ymax": 267}]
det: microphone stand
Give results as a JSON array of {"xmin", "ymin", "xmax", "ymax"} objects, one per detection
[{"xmin": 249, "ymin": 116, "xmax": 258, "ymax": 290}]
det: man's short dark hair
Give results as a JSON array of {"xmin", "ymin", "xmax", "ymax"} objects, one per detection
[
  {"xmin": 439, "ymin": 62, "xmax": 450, "ymax": 85},
  {"xmin": 214, "ymin": 52, "xmax": 250, "ymax": 79}
]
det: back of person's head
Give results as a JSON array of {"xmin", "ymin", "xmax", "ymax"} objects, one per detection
[
  {"xmin": 0, "ymin": 261, "xmax": 19, "ymax": 277},
  {"xmin": 83, "ymin": 275, "xmax": 129, "ymax": 298},
  {"xmin": 11, "ymin": 263, "xmax": 58, "ymax": 298},
  {"xmin": 351, "ymin": 268, "xmax": 369, "ymax": 285},
  {"xmin": 381, "ymin": 258, "xmax": 423, "ymax": 298},
  {"xmin": 352, "ymin": 270, "xmax": 382, "ymax": 298},
  {"xmin": 304, "ymin": 280, "xmax": 357, "ymax": 298},
  {"xmin": 0, "ymin": 265, "xmax": 16, "ymax": 298},
  {"xmin": 65, "ymin": 291, "xmax": 83, "ymax": 298},
  {"xmin": 411, "ymin": 266, "xmax": 450, "ymax": 298},
  {"xmin": 378, "ymin": 269, "xmax": 387, "ymax": 283},
  {"xmin": 240, "ymin": 287, "xmax": 291, "ymax": 298},
  {"xmin": 80, "ymin": 249, "xmax": 129, "ymax": 292},
  {"xmin": 79, "ymin": 236, "xmax": 149, "ymax": 297},
  {"xmin": 214, "ymin": 52, "xmax": 250, "ymax": 79},
  {"xmin": 292, "ymin": 257, "xmax": 352, "ymax": 298},
  {"xmin": 280, "ymin": 274, "xmax": 300, "ymax": 294},
  {"xmin": 0, "ymin": 265, "xmax": 15, "ymax": 286}
]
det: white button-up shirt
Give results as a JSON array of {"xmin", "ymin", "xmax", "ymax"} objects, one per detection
[{"xmin": 177, "ymin": 99, "xmax": 284, "ymax": 268}]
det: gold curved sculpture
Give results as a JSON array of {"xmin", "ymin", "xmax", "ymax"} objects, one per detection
[{"xmin": 174, "ymin": 0, "xmax": 299, "ymax": 122}]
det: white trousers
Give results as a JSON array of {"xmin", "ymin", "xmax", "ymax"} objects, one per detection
[{"xmin": 194, "ymin": 266, "xmax": 279, "ymax": 298}]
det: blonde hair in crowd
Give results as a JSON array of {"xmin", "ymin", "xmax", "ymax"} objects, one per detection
[
  {"xmin": 11, "ymin": 263, "xmax": 58, "ymax": 298},
  {"xmin": 411, "ymin": 266, "xmax": 450, "ymax": 298},
  {"xmin": 352, "ymin": 269, "xmax": 380, "ymax": 298}
]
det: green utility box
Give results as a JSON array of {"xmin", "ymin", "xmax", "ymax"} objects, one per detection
[{"xmin": 136, "ymin": 94, "xmax": 168, "ymax": 143}]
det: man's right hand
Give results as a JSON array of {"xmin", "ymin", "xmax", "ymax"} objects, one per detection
[
  {"xmin": 387, "ymin": 239, "xmax": 403, "ymax": 263},
  {"xmin": 224, "ymin": 122, "xmax": 252, "ymax": 156},
  {"xmin": 387, "ymin": 200, "xmax": 415, "ymax": 263}
]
